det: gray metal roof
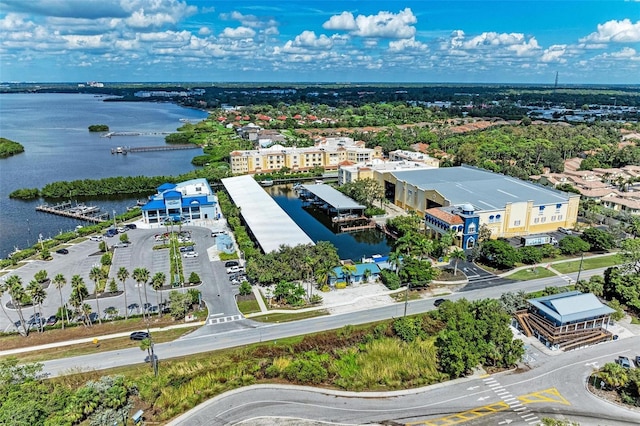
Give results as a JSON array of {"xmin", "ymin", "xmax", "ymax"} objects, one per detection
[
  {"xmin": 527, "ymin": 291, "xmax": 615, "ymax": 325},
  {"xmin": 222, "ymin": 175, "xmax": 314, "ymax": 253},
  {"xmin": 391, "ymin": 165, "xmax": 570, "ymax": 211},
  {"xmin": 301, "ymin": 184, "xmax": 365, "ymax": 210}
]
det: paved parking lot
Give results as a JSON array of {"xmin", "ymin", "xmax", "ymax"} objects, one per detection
[{"xmin": 0, "ymin": 224, "xmax": 244, "ymax": 334}]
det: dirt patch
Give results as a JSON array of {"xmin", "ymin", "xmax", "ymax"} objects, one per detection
[{"xmin": 587, "ymin": 383, "xmax": 640, "ymax": 412}]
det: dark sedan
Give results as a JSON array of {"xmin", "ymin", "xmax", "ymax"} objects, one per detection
[{"xmin": 130, "ymin": 331, "xmax": 150, "ymax": 341}]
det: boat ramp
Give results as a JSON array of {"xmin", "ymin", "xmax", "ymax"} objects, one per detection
[{"xmin": 35, "ymin": 201, "xmax": 109, "ymax": 223}]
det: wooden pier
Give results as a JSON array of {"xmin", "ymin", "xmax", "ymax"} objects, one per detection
[
  {"xmin": 111, "ymin": 144, "xmax": 200, "ymax": 154},
  {"xmin": 36, "ymin": 202, "xmax": 108, "ymax": 223},
  {"xmin": 339, "ymin": 221, "xmax": 376, "ymax": 233}
]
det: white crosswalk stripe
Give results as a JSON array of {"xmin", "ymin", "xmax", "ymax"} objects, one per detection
[{"xmin": 208, "ymin": 314, "xmax": 243, "ymax": 325}]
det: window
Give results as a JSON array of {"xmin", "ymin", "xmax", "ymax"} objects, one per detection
[
  {"xmin": 514, "ymin": 220, "xmax": 521, "ymax": 226},
  {"xmin": 495, "ymin": 214, "xmax": 501, "ymax": 221},
  {"xmin": 558, "ymin": 215, "xmax": 563, "ymax": 220},
  {"xmin": 468, "ymin": 223, "xmax": 476, "ymax": 233},
  {"xmin": 534, "ymin": 218, "xmax": 540, "ymax": 224},
  {"xmin": 466, "ymin": 237, "xmax": 475, "ymax": 249},
  {"xmin": 556, "ymin": 203, "xmax": 562, "ymax": 209},
  {"xmin": 551, "ymin": 215, "xmax": 556, "ymax": 221},
  {"xmin": 489, "ymin": 215, "xmax": 495, "ymax": 223}
]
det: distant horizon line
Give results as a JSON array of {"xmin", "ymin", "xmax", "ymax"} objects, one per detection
[{"xmin": 2, "ymin": 81, "xmax": 639, "ymax": 88}]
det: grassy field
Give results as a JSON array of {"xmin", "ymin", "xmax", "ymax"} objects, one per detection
[
  {"xmin": 237, "ymin": 298, "xmax": 261, "ymax": 314},
  {"xmin": 552, "ymin": 254, "xmax": 620, "ymax": 274},
  {"xmin": 250, "ymin": 310, "xmax": 329, "ymax": 322},
  {"xmin": 508, "ymin": 267, "xmax": 557, "ymax": 281},
  {"xmin": 5, "ymin": 327, "xmax": 192, "ymax": 363}
]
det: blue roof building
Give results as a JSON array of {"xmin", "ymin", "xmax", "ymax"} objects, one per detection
[
  {"xmin": 516, "ymin": 291, "xmax": 615, "ymax": 351},
  {"xmin": 329, "ymin": 263, "xmax": 381, "ymax": 286},
  {"xmin": 141, "ymin": 178, "xmax": 217, "ymax": 224}
]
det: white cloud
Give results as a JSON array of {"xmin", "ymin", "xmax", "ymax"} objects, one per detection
[
  {"xmin": 221, "ymin": 26, "xmax": 256, "ymax": 39},
  {"xmin": 541, "ymin": 44, "xmax": 567, "ymax": 63},
  {"xmin": 290, "ymin": 30, "xmax": 333, "ymax": 49},
  {"xmin": 198, "ymin": 27, "xmax": 211, "ymax": 36},
  {"xmin": 323, "ymin": 8, "xmax": 417, "ymax": 39},
  {"xmin": 388, "ymin": 37, "xmax": 428, "ymax": 53},
  {"xmin": 595, "ymin": 47, "xmax": 640, "ymax": 61},
  {"xmin": 580, "ymin": 19, "xmax": 640, "ymax": 43},
  {"xmin": 220, "ymin": 11, "xmax": 278, "ymax": 29}
]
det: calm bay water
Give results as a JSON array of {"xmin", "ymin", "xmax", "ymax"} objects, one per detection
[
  {"xmin": 265, "ymin": 185, "xmax": 392, "ymax": 260},
  {"xmin": 0, "ymin": 93, "xmax": 208, "ymax": 258}
]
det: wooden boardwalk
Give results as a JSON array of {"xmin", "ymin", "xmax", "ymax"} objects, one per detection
[{"xmin": 111, "ymin": 144, "xmax": 200, "ymax": 154}]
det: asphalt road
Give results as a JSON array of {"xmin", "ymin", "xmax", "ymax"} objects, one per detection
[
  {"xmin": 40, "ymin": 267, "xmax": 612, "ymax": 377},
  {"xmin": 168, "ymin": 336, "xmax": 640, "ymax": 425}
]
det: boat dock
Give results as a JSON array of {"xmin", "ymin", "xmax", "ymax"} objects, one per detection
[
  {"xmin": 111, "ymin": 144, "xmax": 200, "ymax": 154},
  {"xmin": 102, "ymin": 131, "xmax": 174, "ymax": 138},
  {"xmin": 339, "ymin": 221, "xmax": 376, "ymax": 233},
  {"xmin": 35, "ymin": 202, "xmax": 108, "ymax": 223}
]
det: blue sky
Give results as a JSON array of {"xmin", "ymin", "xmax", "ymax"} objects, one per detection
[{"xmin": 1, "ymin": 0, "xmax": 639, "ymax": 84}]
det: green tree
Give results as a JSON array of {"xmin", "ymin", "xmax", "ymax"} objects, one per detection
[
  {"xmin": 119, "ymin": 233, "xmax": 129, "ymax": 243},
  {"xmin": 132, "ymin": 267, "xmax": 150, "ymax": 320},
  {"xmin": 518, "ymin": 246, "xmax": 543, "ymax": 264},
  {"xmin": 70, "ymin": 275, "xmax": 91, "ymax": 327},
  {"xmin": 273, "ymin": 281, "xmax": 306, "ymax": 306},
  {"xmin": 558, "ymin": 235, "xmax": 590, "ymax": 255},
  {"xmin": 188, "ymin": 271, "xmax": 201, "ymax": 284},
  {"xmin": 581, "ymin": 227, "xmax": 615, "ymax": 251},
  {"xmin": 168, "ymin": 290, "xmax": 190, "ymax": 320},
  {"xmin": 116, "ymin": 267, "xmax": 130, "ymax": 320},
  {"xmin": 34, "ymin": 270, "xmax": 49, "ymax": 284},
  {"xmin": 619, "ymin": 237, "xmax": 640, "ymax": 274},
  {"xmin": 89, "ymin": 266, "xmax": 105, "ymax": 325},
  {"xmin": 238, "ymin": 281, "xmax": 252, "ymax": 296},
  {"xmin": 5, "ymin": 275, "xmax": 28, "ymax": 335},
  {"xmin": 52, "ymin": 273, "xmax": 69, "ymax": 329},
  {"xmin": 598, "ymin": 362, "xmax": 630, "ymax": 390},
  {"xmin": 150, "ymin": 272, "xmax": 166, "ymax": 314},
  {"xmin": 480, "ymin": 240, "xmax": 520, "ymax": 269},
  {"xmin": 26, "ymin": 280, "xmax": 46, "ymax": 333}
]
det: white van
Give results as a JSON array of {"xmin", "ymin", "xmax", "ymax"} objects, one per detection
[{"xmin": 211, "ymin": 229, "xmax": 226, "ymax": 237}]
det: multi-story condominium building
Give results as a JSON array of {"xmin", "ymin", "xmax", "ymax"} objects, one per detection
[{"xmin": 229, "ymin": 137, "xmax": 382, "ymax": 175}]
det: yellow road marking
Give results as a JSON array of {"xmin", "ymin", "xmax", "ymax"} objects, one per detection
[
  {"xmin": 517, "ymin": 387, "xmax": 571, "ymax": 406},
  {"xmin": 407, "ymin": 401, "xmax": 510, "ymax": 425},
  {"xmin": 406, "ymin": 387, "xmax": 571, "ymax": 425}
]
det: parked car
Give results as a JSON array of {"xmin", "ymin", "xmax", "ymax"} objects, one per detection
[
  {"xmin": 104, "ymin": 229, "xmax": 117, "ymax": 238},
  {"xmin": 179, "ymin": 245, "xmax": 195, "ymax": 253},
  {"xmin": 143, "ymin": 303, "xmax": 152, "ymax": 312},
  {"xmin": 635, "ymin": 355, "xmax": 640, "ymax": 368},
  {"xmin": 124, "ymin": 223, "xmax": 137, "ymax": 230},
  {"xmin": 113, "ymin": 242, "xmax": 130, "ymax": 248},
  {"xmin": 225, "ymin": 260, "xmax": 239, "ymax": 268},
  {"xmin": 46, "ymin": 315, "xmax": 58, "ymax": 326},
  {"xmin": 184, "ymin": 252, "xmax": 199, "ymax": 258},
  {"xmin": 55, "ymin": 248, "xmax": 69, "ymax": 255},
  {"xmin": 211, "ymin": 230, "xmax": 226, "ymax": 237},
  {"xmin": 226, "ymin": 265, "xmax": 244, "ymax": 274},
  {"xmin": 89, "ymin": 235, "xmax": 103, "ymax": 242},
  {"xmin": 434, "ymin": 298, "xmax": 446, "ymax": 307},
  {"xmin": 558, "ymin": 227, "xmax": 573, "ymax": 235},
  {"xmin": 130, "ymin": 331, "xmax": 150, "ymax": 341},
  {"xmin": 616, "ymin": 356, "xmax": 632, "ymax": 369}
]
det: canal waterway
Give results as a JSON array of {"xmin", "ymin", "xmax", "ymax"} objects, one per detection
[
  {"xmin": 0, "ymin": 93, "xmax": 208, "ymax": 258},
  {"xmin": 265, "ymin": 185, "xmax": 393, "ymax": 260}
]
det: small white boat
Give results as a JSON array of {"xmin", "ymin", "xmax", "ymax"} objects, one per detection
[{"xmin": 260, "ymin": 180, "xmax": 274, "ymax": 187}]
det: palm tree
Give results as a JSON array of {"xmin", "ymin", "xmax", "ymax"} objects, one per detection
[
  {"xmin": 0, "ymin": 281, "xmax": 16, "ymax": 329},
  {"xmin": 71, "ymin": 275, "xmax": 91, "ymax": 327},
  {"xmin": 6, "ymin": 275, "xmax": 28, "ymax": 336},
  {"xmin": 132, "ymin": 267, "xmax": 150, "ymax": 320},
  {"xmin": 89, "ymin": 266, "xmax": 105, "ymax": 325},
  {"xmin": 26, "ymin": 279, "xmax": 46, "ymax": 333},
  {"xmin": 450, "ymin": 249, "xmax": 466, "ymax": 277},
  {"xmin": 340, "ymin": 263, "xmax": 357, "ymax": 286},
  {"xmin": 52, "ymin": 273, "xmax": 69, "ymax": 329},
  {"xmin": 117, "ymin": 267, "xmax": 130, "ymax": 320},
  {"xmin": 150, "ymin": 272, "xmax": 166, "ymax": 315}
]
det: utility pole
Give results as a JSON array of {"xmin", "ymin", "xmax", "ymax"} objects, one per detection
[
  {"xmin": 576, "ymin": 252, "xmax": 585, "ymax": 284},
  {"xmin": 403, "ymin": 282, "xmax": 410, "ymax": 318}
]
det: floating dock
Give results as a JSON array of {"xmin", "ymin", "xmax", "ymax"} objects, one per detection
[{"xmin": 35, "ymin": 202, "xmax": 108, "ymax": 223}]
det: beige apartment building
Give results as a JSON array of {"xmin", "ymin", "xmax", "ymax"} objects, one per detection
[{"xmin": 229, "ymin": 137, "xmax": 383, "ymax": 175}]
